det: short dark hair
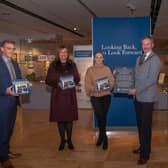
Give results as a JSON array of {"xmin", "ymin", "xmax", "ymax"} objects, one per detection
[
  {"xmin": 0, "ymin": 40, "xmax": 15, "ymax": 47},
  {"xmin": 141, "ymin": 36, "xmax": 154, "ymax": 43}
]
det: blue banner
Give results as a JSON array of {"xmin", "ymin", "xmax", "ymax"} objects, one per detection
[{"xmin": 92, "ymin": 16, "xmax": 150, "ymax": 127}]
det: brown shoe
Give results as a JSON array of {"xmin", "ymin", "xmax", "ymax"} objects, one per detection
[
  {"xmin": 137, "ymin": 159, "xmax": 148, "ymax": 165},
  {"xmin": 8, "ymin": 151, "xmax": 22, "ymax": 159},
  {"xmin": 1, "ymin": 160, "xmax": 14, "ymax": 168},
  {"xmin": 132, "ymin": 148, "xmax": 140, "ymax": 154}
]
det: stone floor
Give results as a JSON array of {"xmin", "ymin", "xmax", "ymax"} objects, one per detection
[{"xmin": 1, "ymin": 108, "xmax": 168, "ymax": 168}]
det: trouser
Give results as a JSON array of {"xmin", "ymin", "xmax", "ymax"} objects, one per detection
[
  {"xmin": 134, "ymin": 99, "xmax": 154, "ymax": 160},
  {"xmin": 0, "ymin": 97, "xmax": 17, "ymax": 162},
  {"xmin": 91, "ymin": 95, "xmax": 111, "ymax": 140},
  {"xmin": 57, "ymin": 122, "xmax": 73, "ymax": 143}
]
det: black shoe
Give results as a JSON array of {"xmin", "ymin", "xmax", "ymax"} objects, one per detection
[
  {"xmin": 96, "ymin": 136, "xmax": 103, "ymax": 146},
  {"xmin": 96, "ymin": 140, "xmax": 102, "ymax": 146},
  {"xmin": 67, "ymin": 140, "xmax": 74, "ymax": 150},
  {"xmin": 58, "ymin": 141, "xmax": 65, "ymax": 151},
  {"xmin": 137, "ymin": 158, "xmax": 148, "ymax": 165},
  {"xmin": 132, "ymin": 148, "xmax": 140, "ymax": 154},
  {"xmin": 102, "ymin": 137, "xmax": 108, "ymax": 150}
]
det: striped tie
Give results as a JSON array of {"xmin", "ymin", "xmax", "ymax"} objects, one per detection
[{"xmin": 8, "ymin": 60, "xmax": 16, "ymax": 80}]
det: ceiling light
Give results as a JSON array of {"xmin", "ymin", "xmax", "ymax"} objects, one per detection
[
  {"xmin": 73, "ymin": 27, "xmax": 77, "ymax": 31},
  {"xmin": 73, "ymin": 27, "xmax": 79, "ymax": 31}
]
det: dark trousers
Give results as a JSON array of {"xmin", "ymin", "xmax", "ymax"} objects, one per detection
[
  {"xmin": 57, "ymin": 122, "xmax": 73, "ymax": 143},
  {"xmin": 0, "ymin": 97, "xmax": 17, "ymax": 162},
  {"xmin": 134, "ymin": 99, "xmax": 154, "ymax": 160},
  {"xmin": 91, "ymin": 95, "xmax": 111, "ymax": 140}
]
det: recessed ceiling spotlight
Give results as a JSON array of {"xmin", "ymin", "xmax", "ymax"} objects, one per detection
[
  {"xmin": 73, "ymin": 27, "xmax": 77, "ymax": 31},
  {"xmin": 73, "ymin": 27, "xmax": 79, "ymax": 31}
]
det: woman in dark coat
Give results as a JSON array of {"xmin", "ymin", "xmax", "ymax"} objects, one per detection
[{"xmin": 45, "ymin": 45, "xmax": 80, "ymax": 150}]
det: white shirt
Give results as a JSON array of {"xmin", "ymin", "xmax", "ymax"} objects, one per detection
[{"xmin": 144, "ymin": 51, "xmax": 152, "ymax": 61}]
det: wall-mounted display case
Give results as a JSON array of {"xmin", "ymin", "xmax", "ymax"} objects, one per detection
[{"xmin": 17, "ymin": 39, "xmax": 59, "ymax": 82}]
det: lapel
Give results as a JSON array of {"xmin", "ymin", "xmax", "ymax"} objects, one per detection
[
  {"xmin": 0, "ymin": 56, "xmax": 12, "ymax": 80},
  {"xmin": 143, "ymin": 51, "xmax": 154, "ymax": 63},
  {"xmin": 136, "ymin": 52, "xmax": 155, "ymax": 74}
]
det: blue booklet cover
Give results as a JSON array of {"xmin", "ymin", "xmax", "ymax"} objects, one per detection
[
  {"xmin": 12, "ymin": 79, "xmax": 30, "ymax": 94},
  {"xmin": 59, "ymin": 75, "xmax": 75, "ymax": 90},
  {"xmin": 96, "ymin": 77, "xmax": 110, "ymax": 91}
]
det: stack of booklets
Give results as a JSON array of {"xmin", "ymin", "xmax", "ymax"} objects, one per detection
[
  {"xmin": 96, "ymin": 77, "xmax": 110, "ymax": 92},
  {"xmin": 12, "ymin": 79, "xmax": 30, "ymax": 94},
  {"xmin": 59, "ymin": 75, "xmax": 75, "ymax": 90}
]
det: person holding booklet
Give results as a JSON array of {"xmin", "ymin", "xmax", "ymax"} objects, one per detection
[
  {"xmin": 0, "ymin": 40, "xmax": 22, "ymax": 168},
  {"xmin": 45, "ymin": 45, "xmax": 80, "ymax": 151},
  {"xmin": 85, "ymin": 52, "xmax": 114, "ymax": 150}
]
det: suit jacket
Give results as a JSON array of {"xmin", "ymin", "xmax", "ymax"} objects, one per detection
[
  {"xmin": 135, "ymin": 51, "xmax": 160, "ymax": 102},
  {"xmin": 0, "ymin": 56, "xmax": 22, "ymax": 106}
]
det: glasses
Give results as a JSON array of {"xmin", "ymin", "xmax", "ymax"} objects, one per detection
[{"xmin": 4, "ymin": 47, "xmax": 16, "ymax": 51}]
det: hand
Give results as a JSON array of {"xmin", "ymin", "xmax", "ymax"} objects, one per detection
[
  {"xmin": 128, "ymin": 89, "xmax": 136, "ymax": 95},
  {"xmin": 58, "ymin": 82, "xmax": 62, "ymax": 89},
  {"xmin": 6, "ymin": 86, "xmax": 19, "ymax": 96}
]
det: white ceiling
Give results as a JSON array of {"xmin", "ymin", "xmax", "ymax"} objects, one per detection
[{"xmin": 0, "ymin": 0, "xmax": 167, "ymax": 43}]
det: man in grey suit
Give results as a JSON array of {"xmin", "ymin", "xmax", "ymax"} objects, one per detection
[{"xmin": 129, "ymin": 36, "xmax": 160, "ymax": 165}]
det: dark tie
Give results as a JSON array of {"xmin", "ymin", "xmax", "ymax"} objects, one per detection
[{"xmin": 139, "ymin": 54, "xmax": 146, "ymax": 65}]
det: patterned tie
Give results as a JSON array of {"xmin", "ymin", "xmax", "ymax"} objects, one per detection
[
  {"xmin": 139, "ymin": 54, "xmax": 146, "ymax": 65},
  {"xmin": 143, "ymin": 53, "xmax": 147, "ymax": 61},
  {"xmin": 8, "ymin": 60, "xmax": 16, "ymax": 80}
]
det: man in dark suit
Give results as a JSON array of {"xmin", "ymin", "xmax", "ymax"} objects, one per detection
[
  {"xmin": 129, "ymin": 36, "xmax": 160, "ymax": 165},
  {"xmin": 0, "ymin": 40, "xmax": 22, "ymax": 168}
]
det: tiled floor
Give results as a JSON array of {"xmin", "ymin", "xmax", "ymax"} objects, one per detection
[{"xmin": 2, "ymin": 108, "xmax": 168, "ymax": 168}]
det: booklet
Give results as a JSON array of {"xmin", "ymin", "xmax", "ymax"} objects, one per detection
[
  {"xmin": 59, "ymin": 75, "xmax": 75, "ymax": 90},
  {"xmin": 12, "ymin": 79, "xmax": 30, "ymax": 94},
  {"xmin": 96, "ymin": 77, "xmax": 110, "ymax": 92}
]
